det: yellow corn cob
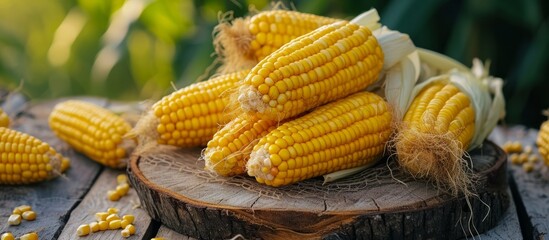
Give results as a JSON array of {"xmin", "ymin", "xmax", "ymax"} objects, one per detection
[
  {"xmin": 214, "ymin": 10, "xmax": 338, "ymax": 72},
  {"xmin": 236, "ymin": 20, "xmax": 413, "ymax": 121},
  {"xmin": 0, "ymin": 127, "xmax": 70, "ymax": 184},
  {"xmin": 49, "ymin": 100, "xmax": 134, "ymax": 169},
  {"xmin": 537, "ymin": 112, "xmax": 549, "ymax": 166},
  {"xmin": 0, "ymin": 108, "xmax": 9, "ymax": 128},
  {"xmin": 246, "ymin": 92, "xmax": 393, "ymax": 187},
  {"xmin": 204, "ymin": 115, "xmax": 277, "ymax": 176},
  {"xmin": 135, "ymin": 70, "xmax": 250, "ymax": 147},
  {"xmin": 394, "ymin": 56, "xmax": 505, "ymax": 196}
]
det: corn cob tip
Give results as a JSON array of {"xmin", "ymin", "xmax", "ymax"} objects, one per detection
[
  {"xmin": 246, "ymin": 146, "xmax": 274, "ymax": 182},
  {"xmin": 129, "ymin": 110, "xmax": 159, "ymax": 147}
]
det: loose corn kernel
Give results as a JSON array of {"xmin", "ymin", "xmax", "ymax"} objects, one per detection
[
  {"xmin": 98, "ymin": 221, "xmax": 109, "ymax": 231},
  {"xmin": 117, "ymin": 174, "xmax": 128, "ymax": 184},
  {"xmin": 511, "ymin": 141, "xmax": 523, "ymax": 153},
  {"xmin": 1, "ymin": 232, "xmax": 14, "ymax": 240},
  {"xmin": 21, "ymin": 211, "xmax": 36, "ymax": 221},
  {"xmin": 109, "ymin": 220, "xmax": 122, "ymax": 229},
  {"xmin": 121, "ymin": 220, "xmax": 130, "ymax": 228},
  {"xmin": 7, "ymin": 214, "xmax": 21, "ymax": 225},
  {"xmin": 116, "ymin": 183, "xmax": 130, "ymax": 196},
  {"xmin": 49, "ymin": 100, "xmax": 135, "ymax": 169},
  {"xmin": 121, "ymin": 229, "xmax": 131, "ymax": 238},
  {"xmin": 125, "ymin": 224, "xmax": 136, "ymax": 234},
  {"xmin": 19, "ymin": 232, "xmax": 38, "ymax": 240},
  {"xmin": 15, "ymin": 205, "xmax": 32, "ymax": 213},
  {"xmin": 95, "ymin": 212, "xmax": 109, "ymax": 221},
  {"xmin": 107, "ymin": 190, "xmax": 121, "ymax": 201},
  {"xmin": 89, "ymin": 222, "xmax": 100, "ymax": 232},
  {"xmin": 537, "ymin": 116, "xmax": 549, "ymax": 166},
  {"xmin": 106, "ymin": 213, "xmax": 120, "ymax": 222},
  {"xmin": 523, "ymin": 162, "xmax": 534, "ymax": 172},
  {"xmin": 76, "ymin": 224, "xmax": 91, "ymax": 236},
  {"xmin": 519, "ymin": 153, "xmax": 529, "ymax": 164},
  {"xmin": 122, "ymin": 215, "xmax": 134, "ymax": 224},
  {"xmin": 107, "ymin": 207, "xmax": 119, "ymax": 214},
  {"xmin": 510, "ymin": 153, "xmax": 521, "ymax": 165},
  {"xmin": 528, "ymin": 155, "xmax": 539, "ymax": 163}
]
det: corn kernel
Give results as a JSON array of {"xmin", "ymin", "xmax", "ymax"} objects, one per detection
[
  {"xmin": 1, "ymin": 232, "xmax": 14, "ymax": 240},
  {"xmin": 22, "ymin": 210, "xmax": 36, "ymax": 221},
  {"xmin": 89, "ymin": 222, "xmax": 100, "ymax": 232},
  {"xmin": 12, "ymin": 209, "xmax": 22, "ymax": 215},
  {"xmin": 121, "ymin": 219, "xmax": 130, "ymax": 228},
  {"xmin": 511, "ymin": 141, "xmax": 522, "ymax": 153},
  {"xmin": 77, "ymin": 224, "xmax": 91, "ymax": 236},
  {"xmin": 107, "ymin": 190, "xmax": 121, "ymax": 201},
  {"xmin": 15, "ymin": 205, "xmax": 32, "ymax": 213},
  {"xmin": 510, "ymin": 153, "xmax": 521, "ymax": 165},
  {"xmin": 19, "ymin": 232, "xmax": 38, "ymax": 240},
  {"xmin": 98, "ymin": 221, "xmax": 109, "ymax": 231},
  {"xmin": 125, "ymin": 224, "xmax": 136, "ymax": 234},
  {"xmin": 109, "ymin": 220, "xmax": 122, "ymax": 229},
  {"xmin": 121, "ymin": 229, "xmax": 131, "ymax": 238},
  {"xmin": 7, "ymin": 214, "xmax": 21, "ymax": 225},
  {"xmin": 519, "ymin": 153, "xmax": 529, "ymax": 163},
  {"xmin": 523, "ymin": 162, "xmax": 534, "ymax": 173},
  {"xmin": 107, "ymin": 207, "xmax": 119, "ymax": 214},
  {"xmin": 95, "ymin": 212, "xmax": 109, "ymax": 221},
  {"xmin": 116, "ymin": 183, "xmax": 130, "ymax": 196},
  {"xmin": 117, "ymin": 174, "xmax": 128, "ymax": 184},
  {"xmin": 122, "ymin": 215, "xmax": 134, "ymax": 224},
  {"xmin": 528, "ymin": 155, "xmax": 539, "ymax": 163},
  {"xmin": 106, "ymin": 213, "xmax": 120, "ymax": 222}
]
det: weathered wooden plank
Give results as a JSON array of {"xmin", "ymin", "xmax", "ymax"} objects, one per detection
[
  {"xmin": 0, "ymin": 98, "xmax": 103, "ymax": 240},
  {"xmin": 155, "ymin": 225, "xmax": 196, "ymax": 240},
  {"xmin": 489, "ymin": 126, "xmax": 549, "ymax": 239},
  {"xmin": 477, "ymin": 188, "xmax": 522, "ymax": 239},
  {"xmin": 57, "ymin": 168, "xmax": 153, "ymax": 239}
]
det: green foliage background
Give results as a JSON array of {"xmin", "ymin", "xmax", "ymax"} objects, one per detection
[{"xmin": 0, "ymin": 0, "xmax": 547, "ymax": 127}]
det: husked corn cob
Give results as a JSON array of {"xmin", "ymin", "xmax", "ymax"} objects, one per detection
[
  {"xmin": 49, "ymin": 100, "xmax": 134, "ymax": 169},
  {"xmin": 0, "ymin": 127, "xmax": 70, "ymax": 184},
  {"xmin": 204, "ymin": 115, "xmax": 277, "ymax": 176},
  {"xmin": 135, "ymin": 70, "xmax": 250, "ymax": 147},
  {"xmin": 214, "ymin": 10, "xmax": 339, "ymax": 72},
  {"xmin": 237, "ymin": 20, "xmax": 413, "ymax": 121},
  {"xmin": 0, "ymin": 108, "xmax": 9, "ymax": 128},
  {"xmin": 246, "ymin": 92, "xmax": 393, "ymax": 187},
  {"xmin": 537, "ymin": 112, "xmax": 549, "ymax": 166},
  {"xmin": 394, "ymin": 57, "xmax": 505, "ymax": 196}
]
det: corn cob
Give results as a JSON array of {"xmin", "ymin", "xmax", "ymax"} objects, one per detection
[
  {"xmin": 204, "ymin": 115, "xmax": 277, "ymax": 176},
  {"xmin": 537, "ymin": 111, "xmax": 549, "ymax": 166},
  {"xmin": 394, "ymin": 56, "xmax": 505, "ymax": 196},
  {"xmin": 49, "ymin": 100, "xmax": 134, "ymax": 169},
  {"xmin": 246, "ymin": 92, "xmax": 393, "ymax": 187},
  {"xmin": 132, "ymin": 70, "xmax": 250, "ymax": 147},
  {"xmin": 214, "ymin": 10, "xmax": 339, "ymax": 72},
  {"xmin": 236, "ymin": 20, "xmax": 414, "ymax": 121},
  {"xmin": 0, "ymin": 108, "xmax": 9, "ymax": 128},
  {"xmin": 0, "ymin": 127, "xmax": 70, "ymax": 184}
]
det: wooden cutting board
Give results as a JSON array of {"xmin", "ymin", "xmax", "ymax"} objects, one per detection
[{"xmin": 128, "ymin": 141, "xmax": 509, "ymax": 240}]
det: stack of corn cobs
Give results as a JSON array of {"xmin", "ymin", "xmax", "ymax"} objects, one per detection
[{"xmin": 1, "ymin": 8, "xmax": 517, "ymax": 197}]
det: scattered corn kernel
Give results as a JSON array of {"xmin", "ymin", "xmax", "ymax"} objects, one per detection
[
  {"xmin": 106, "ymin": 213, "xmax": 120, "ymax": 222},
  {"xmin": 120, "ymin": 220, "xmax": 130, "ymax": 228},
  {"xmin": 528, "ymin": 155, "xmax": 539, "ymax": 163},
  {"xmin": 7, "ymin": 214, "xmax": 21, "ymax": 225},
  {"xmin": 519, "ymin": 153, "xmax": 529, "ymax": 163},
  {"xmin": 117, "ymin": 174, "xmax": 128, "ymax": 184},
  {"xmin": 108, "ymin": 190, "xmax": 121, "ymax": 201},
  {"xmin": 125, "ymin": 224, "xmax": 136, "ymax": 234},
  {"xmin": 77, "ymin": 224, "xmax": 91, "ymax": 236},
  {"xmin": 19, "ymin": 232, "xmax": 38, "ymax": 240},
  {"xmin": 523, "ymin": 162, "xmax": 534, "ymax": 172},
  {"xmin": 116, "ymin": 183, "xmax": 130, "ymax": 196},
  {"xmin": 510, "ymin": 153, "xmax": 520, "ymax": 165},
  {"xmin": 524, "ymin": 145, "xmax": 533, "ymax": 154},
  {"xmin": 1, "ymin": 232, "xmax": 14, "ymax": 240},
  {"xmin": 89, "ymin": 222, "xmax": 100, "ymax": 232},
  {"xmin": 98, "ymin": 221, "xmax": 109, "ymax": 231},
  {"xmin": 109, "ymin": 220, "xmax": 122, "ymax": 230},
  {"xmin": 121, "ymin": 229, "xmax": 131, "ymax": 238},
  {"xmin": 15, "ymin": 205, "xmax": 32, "ymax": 213},
  {"xmin": 22, "ymin": 211, "xmax": 36, "ymax": 221},
  {"xmin": 95, "ymin": 212, "xmax": 109, "ymax": 221},
  {"xmin": 122, "ymin": 215, "xmax": 134, "ymax": 224},
  {"xmin": 511, "ymin": 141, "xmax": 523, "ymax": 153},
  {"xmin": 12, "ymin": 209, "xmax": 22, "ymax": 215},
  {"xmin": 107, "ymin": 207, "xmax": 119, "ymax": 214}
]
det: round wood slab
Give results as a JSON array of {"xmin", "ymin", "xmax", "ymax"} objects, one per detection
[{"xmin": 128, "ymin": 141, "xmax": 509, "ymax": 240}]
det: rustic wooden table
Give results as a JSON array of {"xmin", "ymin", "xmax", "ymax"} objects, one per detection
[{"xmin": 0, "ymin": 94, "xmax": 547, "ymax": 240}]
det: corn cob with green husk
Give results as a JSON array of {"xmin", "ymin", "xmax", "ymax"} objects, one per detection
[
  {"xmin": 246, "ymin": 91, "xmax": 393, "ymax": 187},
  {"xmin": 49, "ymin": 100, "xmax": 135, "ymax": 169},
  {"xmin": 235, "ymin": 11, "xmax": 415, "ymax": 122},
  {"xmin": 393, "ymin": 50, "xmax": 505, "ymax": 196},
  {"xmin": 0, "ymin": 127, "xmax": 70, "ymax": 184},
  {"xmin": 537, "ymin": 110, "xmax": 549, "ymax": 166}
]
